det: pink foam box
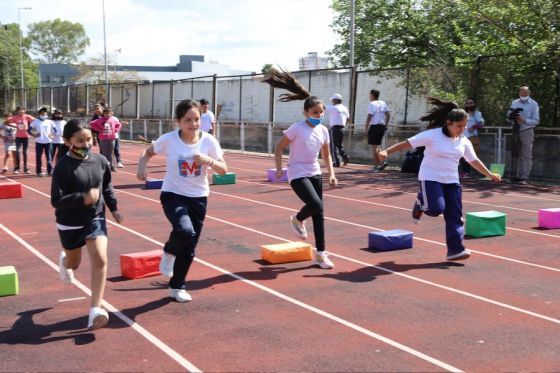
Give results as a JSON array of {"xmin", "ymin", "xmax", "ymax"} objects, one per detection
[
  {"xmin": 538, "ymin": 208, "xmax": 560, "ymax": 229},
  {"xmin": 267, "ymin": 168, "xmax": 288, "ymax": 182}
]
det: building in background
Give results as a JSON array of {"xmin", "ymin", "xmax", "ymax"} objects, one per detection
[
  {"xmin": 39, "ymin": 54, "xmax": 253, "ymax": 87},
  {"xmin": 299, "ymin": 52, "xmax": 330, "ymax": 70}
]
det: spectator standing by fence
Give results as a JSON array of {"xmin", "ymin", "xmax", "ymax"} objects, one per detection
[
  {"xmin": 365, "ymin": 89, "xmax": 391, "ymax": 172},
  {"xmin": 460, "ymin": 97, "xmax": 485, "ymax": 177},
  {"xmin": 325, "ymin": 93, "xmax": 350, "ymax": 167},
  {"xmin": 199, "ymin": 99, "xmax": 216, "ymax": 135},
  {"xmin": 507, "ymin": 86, "xmax": 539, "ymax": 185},
  {"xmin": 8, "ymin": 106, "xmax": 34, "ymax": 174}
]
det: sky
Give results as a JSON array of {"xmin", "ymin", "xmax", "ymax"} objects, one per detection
[{"xmin": 2, "ymin": 0, "xmax": 342, "ymax": 72}]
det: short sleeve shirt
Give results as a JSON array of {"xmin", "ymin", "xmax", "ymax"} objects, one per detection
[
  {"xmin": 408, "ymin": 128, "xmax": 477, "ymax": 184},
  {"xmin": 153, "ymin": 130, "xmax": 224, "ymax": 197},
  {"xmin": 367, "ymin": 100, "xmax": 390, "ymax": 125},
  {"xmin": 200, "ymin": 111, "xmax": 215, "ymax": 133},
  {"xmin": 283, "ymin": 120, "xmax": 330, "ymax": 181}
]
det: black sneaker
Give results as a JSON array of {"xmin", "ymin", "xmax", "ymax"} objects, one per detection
[
  {"xmin": 377, "ymin": 162, "xmax": 388, "ymax": 171},
  {"xmin": 412, "ymin": 199, "xmax": 423, "ymax": 224},
  {"xmin": 342, "ymin": 156, "xmax": 350, "ymax": 167}
]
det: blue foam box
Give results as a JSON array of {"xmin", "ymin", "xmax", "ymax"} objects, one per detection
[
  {"xmin": 145, "ymin": 179, "xmax": 163, "ymax": 189},
  {"xmin": 368, "ymin": 229, "xmax": 413, "ymax": 251}
]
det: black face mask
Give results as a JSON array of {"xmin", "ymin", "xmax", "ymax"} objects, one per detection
[
  {"xmin": 54, "ymin": 116, "xmax": 63, "ymax": 120},
  {"xmin": 464, "ymin": 105, "xmax": 475, "ymax": 110}
]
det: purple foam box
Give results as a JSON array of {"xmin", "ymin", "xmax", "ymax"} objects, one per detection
[
  {"xmin": 538, "ymin": 208, "xmax": 560, "ymax": 229},
  {"xmin": 267, "ymin": 168, "xmax": 288, "ymax": 182},
  {"xmin": 368, "ymin": 229, "xmax": 413, "ymax": 251},
  {"xmin": 145, "ymin": 179, "xmax": 163, "ymax": 189}
]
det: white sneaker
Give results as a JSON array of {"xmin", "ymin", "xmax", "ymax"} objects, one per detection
[
  {"xmin": 58, "ymin": 251, "xmax": 74, "ymax": 284},
  {"xmin": 87, "ymin": 306, "xmax": 109, "ymax": 330},
  {"xmin": 289, "ymin": 215, "xmax": 307, "ymax": 240},
  {"xmin": 315, "ymin": 251, "xmax": 334, "ymax": 269},
  {"xmin": 159, "ymin": 251, "xmax": 175, "ymax": 278},
  {"xmin": 117, "ymin": 162, "xmax": 124, "ymax": 168},
  {"xmin": 446, "ymin": 249, "xmax": 472, "ymax": 261},
  {"xmin": 169, "ymin": 288, "xmax": 192, "ymax": 303}
]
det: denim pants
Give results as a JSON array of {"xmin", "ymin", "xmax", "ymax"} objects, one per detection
[
  {"xmin": 35, "ymin": 142, "xmax": 53, "ymax": 174},
  {"xmin": 417, "ymin": 180, "xmax": 465, "ymax": 255},
  {"xmin": 160, "ymin": 191, "xmax": 207, "ymax": 289},
  {"xmin": 329, "ymin": 126, "xmax": 348, "ymax": 166},
  {"xmin": 14, "ymin": 138, "xmax": 28, "ymax": 170},
  {"xmin": 290, "ymin": 175, "xmax": 325, "ymax": 251}
]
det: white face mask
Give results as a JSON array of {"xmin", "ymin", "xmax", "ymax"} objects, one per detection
[
  {"xmin": 519, "ymin": 96, "xmax": 529, "ymax": 102},
  {"xmin": 39, "ymin": 114, "xmax": 48, "ymax": 120}
]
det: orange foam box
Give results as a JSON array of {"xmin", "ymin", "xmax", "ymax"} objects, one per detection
[
  {"xmin": 261, "ymin": 242, "xmax": 313, "ymax": 264},
  {"xmin": 120, "ymin": 250, "xmax": 162, "ymax": 279},
  {"xmin": 0, "ymin": 182, "xmax": 22, "ymax": 199}
]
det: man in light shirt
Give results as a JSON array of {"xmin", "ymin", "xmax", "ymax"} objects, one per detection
[
  {"xmin": 364, "ymin": 89, "xmax": 391, "ymax": 171},
  {"xmin": 199, "ymin": 99, "xmax": 216, "ymax": 135},
  {"xmin": 507, "ymin": 86, "xmax": 539, "ymax": 185},
  {"xmin": 325, "ymin": 93, "xmax": 350, "ymax": 167}
]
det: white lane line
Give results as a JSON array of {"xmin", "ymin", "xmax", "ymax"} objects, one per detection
[
  {"xmin": 0, "ymin": 206, "xmax": 201, "ymax": 373},
  {"xmin": 111, "ymin": 187, "xmax": 560, "ymax": 328},
  {"xmin": 16, "ymin": 180, "xmax": 464, "ymax": 372},
  {"xmin": 58, "ymin": 297, "xmax": 87, "ymax": 302}
]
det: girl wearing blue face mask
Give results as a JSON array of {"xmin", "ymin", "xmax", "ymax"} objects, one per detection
[
  {"xmin": 29, "ymin": 107, "xmax": 55, "ymax": 176},
  {"xmin": 51, "ymin": 119, "xmax": 124, "ymax": 330},
  {"xmin": 263, "ymin": 68, "xmax": 337, "ymax": 269}
]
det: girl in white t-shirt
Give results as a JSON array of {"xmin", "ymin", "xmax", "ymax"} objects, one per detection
[
  {"xmin": 263, "ymin": 69, "xmax": 337, "ymax": 269},
  {"xmin": 378, "ymin": 98, "xmax": 501, "ymax": 261},
  {"xmin": 136, "ymin": 99, "xmax": 227, "ymax": 303},
  {"xmin": 51, "ymin": 109, "xmax": 67, "ymax": 162}
]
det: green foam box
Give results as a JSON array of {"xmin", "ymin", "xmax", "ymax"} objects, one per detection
[
  {"xmin": 0, "ymin": 266, "xmax": 19, "ymax": 297},
  {"xmin": 212, "ymin": 172, "xmax": 236, "ymax": 185},
  {"xmin": 465, "ymin": 211, "xmax": 506, "ymax": 237}
]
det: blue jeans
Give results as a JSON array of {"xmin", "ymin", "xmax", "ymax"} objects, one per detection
[
  {"xmin": 35, "ymin": 142, "xmax": 53, "ymax": 174},
  {"xmin": 160, "ymin": 191, "xmax": 207, "ymax": 289},
  {"xmin": 417, "ymin": 180, "xmax": 465, "ymax": 255}
]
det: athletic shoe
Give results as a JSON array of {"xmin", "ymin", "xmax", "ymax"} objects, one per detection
[
  {"xmin": 169, "ymin": 288, "xmax": 192, "ymax": 303},
  {"xmin": 315, "ymin": 251, "xmax": 334, "ymax": 269},
  {"xmin": 23, "ymin": 169, "xmax": 30, "ymax": 174},
  {"xmin": 58, "ymin": 251, "xmax": 74, "ymax": 284},
  {"xmin": 342, "ymin": 156, "xmax": 350, "ymax": 167},
  {"xmin": 446, "ymin": 249, "xmax": 471, "ymax": 261},
  {"xmin": 412, "ymin": 199, "xmax": 423, "ymax": 224},
  {"xmin": 110, "ymin": 166, "xmax": 117, "ymax": 172},
  {"xmin": 289, "ymin": 215, "xmax": 307, "ymax": 240},
  {"xmin": 377, "ymin": 162, "xmax": 388, "ymax": 171},
  {"xmin": 87, "ymin": 307, "xmax": 109, "ymax": 330},
  {"xmin": 117, "ymin": 162, "xmax": 124, "ymax": 168},
  {"xmin": 13, "ymin": 168, "xmax": 19, "ymax": 174},
  {"xmin": 1, "ymin": 167, "xmax": 7, "ymax": 173},
  {"xmin": 516, "ymin": 179, "xmax": 528, "ymax": 185},
  {"xmin": 159, "ymin": 251, "xmax": 175, "ymax": 278}
]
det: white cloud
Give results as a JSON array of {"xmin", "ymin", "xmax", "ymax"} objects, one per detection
[{"xmin": 3, "ymin": 0, "xmax": 341, "ymax": 72}]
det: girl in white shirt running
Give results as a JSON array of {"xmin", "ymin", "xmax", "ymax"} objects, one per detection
[
  {"xmin": 263, "ymin": 68, "xmax": 337, "ymax": 269},
  {"xmin": 378, "ymin": 98, "xmax": 501, "ymax": 261},
  {"xmin": 136, "ymin": 99, "xmax": 227, "ymax": 302}
]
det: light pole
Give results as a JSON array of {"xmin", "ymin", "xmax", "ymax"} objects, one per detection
[
  {"xmin": 102, "ymin": 0, "xmax": 108, "ymax": 102},
  {"xmin": 18, "ymin": 7, "xmax": 31, "ymax": 106}
]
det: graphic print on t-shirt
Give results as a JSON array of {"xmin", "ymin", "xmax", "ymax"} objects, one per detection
[{"xmin": 178, "ymin": 155, "xmax": 202, "ymax": 177}]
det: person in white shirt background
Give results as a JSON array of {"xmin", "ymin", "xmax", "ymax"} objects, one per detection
[
  {"xmin": 51, "ymin": 109, "xmax": 67, "ymax": 162},
  {"xmin": 325, "ymin": 93, "xmax": 350, "ymax": 167},
  {"xmin": 460, "ymin": 97, "xmax": 484, "ymax": 177},
  {"xmin": 263, "ymin": 68, "xmax": 337, "ymax": 269},
  {"xmin": 378, "ymin": 98, "xmax": 501, "ymax": 262},
  {"xmin": 364, "ymin": 89, "xmax": 391, "ymax": 172},
  {"xmin": 199, "ymin": 99, "xmax": 216, "ymax": 135},
  {"xmin": 29, "ymin": 107, "xmax": 54, "ymax": 177}
]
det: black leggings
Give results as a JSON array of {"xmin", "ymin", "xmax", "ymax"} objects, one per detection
[{"xmin": 290, "ymin": 175, "xmax": 325, "ymax": 251}]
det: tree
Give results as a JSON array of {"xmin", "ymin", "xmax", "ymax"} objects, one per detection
[
  {"xmin": 26, "ymin": 19, "xmax": 90, "ymax": 64},
  {"xmin": 261, "ymin": 64, "xmax": 274, "ymax": 74}
]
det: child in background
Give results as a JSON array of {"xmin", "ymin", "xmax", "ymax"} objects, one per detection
[
  {"xmin": 262, "ymin": 68, "xmax": 337, "ymax": 269},
  {"xmin": 90, "ymin": 107, "xmax": 122, "ymax": 171},
  {"xmin": 29, "ymin": 107, "xmax": 55, "ymax": 176},
  {"xmin": 0, "ymin": 114, "xmax": 17, "ymax": 173},
  {"xmin": 7, "ymin": 106, "xmax": 34, "ymax": 174},
  {"xmin": 51, "ymin": 119, "xmax": 123, "ymax": 330},
  {"xmin": 378, "ymin": 98, "xmax": 501, "ymax": 261},
  {"xmin": 51, "ymin": 109, "xmax": 67, "ymax": 162},
  {"xmin": 136, "ymin": 99, "xmax": 227, "ymax": 303}
]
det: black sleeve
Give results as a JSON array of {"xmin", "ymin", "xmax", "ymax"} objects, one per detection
[{"xmin": 101, "ymin": 159, "xmax": 118, "ymax": 212}]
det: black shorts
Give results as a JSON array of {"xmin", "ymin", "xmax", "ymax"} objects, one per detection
[
  {"xmin": 368, "ymin": 125, "xmax": 387, "ymax": 145},
  {"xmin": 58, "ymin": 218, "xmax": 107, "ymax": 250}
]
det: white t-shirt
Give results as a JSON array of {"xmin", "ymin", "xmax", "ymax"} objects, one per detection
[
  {"xmin": 367, "ymin": 100, "xmax": 391, "ymax": 125},
  {"xmin": 29, "ymin": 119, "xmax": 54, "ymax": 144},
  {"xmin": 283, "ymin": 120, "xmax": 330, "ymax": 182},
  {"xmin": 52, "ymin": 120, "xmax": 66, "ymax": 144},
  {"xmin": 153, "ymin": 130, "xmax": 224, "ymax": 197},
  {"xmin": 200, "ymin": 111, "xmax": 215, "ymax": 133},
  {"xmin": 325, "ymin": 104, "xmax": 349, "ymax": 127},
  {"xmin": 408, "ymin": 128, "xmax": 477, "ymax": 184}
]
